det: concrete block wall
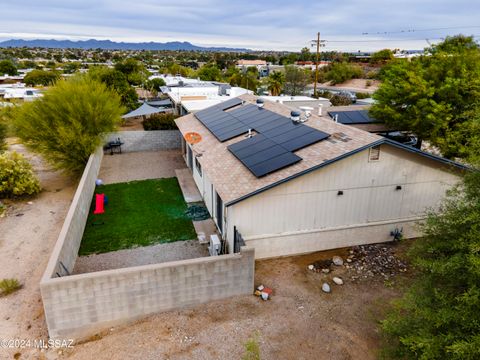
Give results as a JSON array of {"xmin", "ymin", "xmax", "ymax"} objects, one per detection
[
  {"xmin": 106, "ymin": 130, "xmax": 181, "ymax": 153},
  {"xmin": 41, "ymin": 247, "xmax": 255, "ymax": 340},
  {"xmin": 42, "ymin": 147, "xmax": 103, "ymax": 279}
]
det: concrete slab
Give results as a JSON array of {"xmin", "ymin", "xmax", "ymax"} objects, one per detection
[
  {"xmin": 193, "ymin": 218, "xmax": 219, "ymax": 244},
  {"xmin": 175, "ymin": 168, "xmax": 202, "ymax": 203},
  {"xmin": 99, "ymin": 150, "xmax": 186, "ymax": 184}
]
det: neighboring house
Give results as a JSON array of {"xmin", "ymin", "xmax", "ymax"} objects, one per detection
[
  {"xmin": 0, "ymin": 85, "xmax": 43, "ymax": 101},
  {"xmin": 236, "ymin": 59, "xmax": 269, "ymax": 77},
  {"xmin": 261, "ymin": 95, "xmax": 331, "ymax": 116},
  {"xmin": 175, "ymin": 94, "xmax": 465, "ymax": 259}
]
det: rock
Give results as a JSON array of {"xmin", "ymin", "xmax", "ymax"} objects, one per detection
[
  {"xmin": 346, "ymin": 258, "xmax": 352, "ymax": 263},
  {"xmin": 332, "ymin": 277, "xmax": 344, "ymax": 285},
  {"xmin": 322, "ymin": 283, "xmax": 331, "ymax": 293},
  {"xmin": 321, "ymin": 268, "xmax": 330, "ymax": 274},
  {"xmin": 332, "ymin": 256, "xmax": 344, "ymax": 266},
  {"xmin": 308, "ymin": 264, "xmax": 314, "ymax": 271}
]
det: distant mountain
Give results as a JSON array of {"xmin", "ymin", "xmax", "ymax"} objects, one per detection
[{"xmin": 0, "ymin": 38, "xmax": 251, "ymax": 52}]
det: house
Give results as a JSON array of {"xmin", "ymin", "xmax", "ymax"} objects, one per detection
[
  {"xmin": 260, "ymin": 95, "xmax": 331, "ymax": 116},
  {"xmin": 0, "ymin": 84, "xmax": 43, "ymax": 101},
  {"xmin": 175, "ymin": 94, "xmax": 465, "ymax": 259},
  {"xmin": 236, "ymin": 59, "xmax": 269, "ymax": 77}
]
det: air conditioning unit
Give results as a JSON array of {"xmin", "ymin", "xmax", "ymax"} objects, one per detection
[{"xmin": 208, "ymin": 234, "xmax": 221, "ymax": 256}]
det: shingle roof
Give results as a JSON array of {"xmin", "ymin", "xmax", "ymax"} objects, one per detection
[{"xmin": 175, "ymin": 94, "xmax": 382, "ymax": 204}]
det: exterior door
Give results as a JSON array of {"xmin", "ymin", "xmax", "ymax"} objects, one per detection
[{"xmin": 216, "ymin": 192, "xmax": 223, "ymax": 234}]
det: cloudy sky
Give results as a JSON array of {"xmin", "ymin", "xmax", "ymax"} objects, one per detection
[{"xmin": 0, "ymin": 0, "xmax": 479, "ymax": 51}]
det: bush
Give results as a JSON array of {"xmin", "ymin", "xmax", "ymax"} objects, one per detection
[
  {"xmin": 0, "ymin": 151, "xmax": 40, "ymax": 198},
  {"xmin": 325, "ymin": 62, "xmax": 363, "ymax": 84},
  {"xmin": 142, "ymin": 113, "xmax": 178, "ymax": 130},
  {"xmin": 0, "ymin": 121, "xmax": 6, "ymax": 152},
  {"xmin": 330, "ymin": 94, "xmax": 352, "ymax": 106},
  {"xmin": 14, "ymin": 74, "xmax": 124, "ymax": 173},
  {"xmin": 316, "ymin": 90, "xmax": 333, "ymax": 99},
  {"xmin": 356, "ymin": 92, "xmax": 371, "ymax": 99},
  {"xmin": 0, "ymin": 278, "xmax": 22, "ymax": 296},
  {"xmin": 24, "ymin": 69, "xmax": 60, "ymax": 86}
]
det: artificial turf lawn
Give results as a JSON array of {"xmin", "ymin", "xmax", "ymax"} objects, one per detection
[{"xmin": 79, "ymin": 178, "xmax": 197, "ymax": 255}]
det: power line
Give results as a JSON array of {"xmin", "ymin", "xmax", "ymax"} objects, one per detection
[
  {"xmin": 361, "ymin": 25, "xmax": 480, "ymax": 36},
  {"xmin": 325, "ymin": 35, "xmax": 480, "ymax": 43}
]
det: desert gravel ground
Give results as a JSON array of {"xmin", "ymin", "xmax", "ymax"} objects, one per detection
[{"xmin": 73, "ymin": 240, "xmax": 209, "ymax": 274}]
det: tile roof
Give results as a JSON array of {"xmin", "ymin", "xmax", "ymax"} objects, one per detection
[{"xmin": 175, "ymin": 94, "xmax": 381, "ymax": 204}]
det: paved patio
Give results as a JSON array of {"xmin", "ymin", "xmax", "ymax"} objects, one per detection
[
  {"xmin": 98, "ymin": 150, "xmax": 186, "ymax": 184},
  {"xmin": 175, "ymin": 168, "xmax": 202, "ymax": 203}
]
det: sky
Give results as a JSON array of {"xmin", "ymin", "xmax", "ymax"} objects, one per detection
[{"xmin": 0, "ymin": 0, "xmax": 479, "ymax": 51}]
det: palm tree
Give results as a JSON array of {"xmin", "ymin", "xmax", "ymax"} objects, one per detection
[{"xmin": 267, "ymin": 71, "xmax": 285, "ymax": 96}]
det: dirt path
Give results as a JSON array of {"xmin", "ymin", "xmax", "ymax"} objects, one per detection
[
  {"xmin": 0, "ymin": 143, "xmax": 76, "ymax": 360},
  {"xmin": 60, "ymin": 249, "xmax": 407, "ymax": 360}
]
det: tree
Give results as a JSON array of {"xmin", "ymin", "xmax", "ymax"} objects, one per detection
[
  {"xmin": 283, "ymin": 65, "xmax": 308, "ymax": 95},
  {"xmin": 0, "ymin": 59, "xmax": 17, "ymax": 76},
  {"xmin": 381, "ymin": 167, "xmax": 480, "ymax": 360},
  {"xmin": 370, "ymin": 49, "xmax": 394, "ymax": 65},
  {"xmin": 114, "ymin": 58, "xmax": 148, "ymax": 85},
  {"xmin": 23, "ymin": 69, "xmax": 60, "ymax": 86},
  {"xmin": 62, "ymin": 62, "xmax": 81, "ymax": 74},
  {"xmin": 143, "ymin": 77, "xmax": 166, "ymax": 97},
  {"xmin": 370, "ymin": 36, "xmax": 480, "ymax": 158},
  {"xmin": 229, "ymin": 69, "xmax": 259, "ymax": 92},
  {"xmin": 325, "ymin": 62, "xmax": 363, "ymax": 84},
  {"xmin": 196, "ymin": 64, "xmax": 222, "ymax": 81},
  {"xmin": 13, "ymin": 74, "xmax": 124, "ymax": 173},
  {"xmin": 299, "ymin": 47, "xmax": 312, "ymax": 61},
  {"xmin": 88, "ymin": 66, "xmax": 138, "ymax": 111},
  {"xmin": 267, "ymin": 71, "xmax": 285, "ymax": 96}
]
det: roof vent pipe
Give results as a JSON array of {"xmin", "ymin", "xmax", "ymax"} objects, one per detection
[
  {"xmin": 318, "ymin": 104, "xmax": 323, "ymax": 116},
  {"xmin": 334, "ymin": 114, "xmax": 339, "ymax": 123},
  {"xmin": 290, "ymin": 110, "xmax": 301, "ymax": 123},
  {"xmin": 256, "ymin": 98, "xmax": 264, "ymax": 108}
]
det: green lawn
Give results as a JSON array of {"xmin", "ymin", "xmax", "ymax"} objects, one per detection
[{"xmin": 79, "ymin": 178, "xmax": 197, "ymax": 255}]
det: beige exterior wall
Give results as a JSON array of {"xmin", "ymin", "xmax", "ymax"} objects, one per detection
[
  {"xmin": 227, "ymin": 144, "xmax": 460, "ymax": 258},
  {"xmin": 42, "ymin": 147, "xmax": 103, "ymax": 279},
  {"xmin": 41, "ymin": 247, "xmax": 254, "ymax": 340}
]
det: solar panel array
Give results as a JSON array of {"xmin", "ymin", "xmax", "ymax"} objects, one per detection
[
  {"xmin": 327, "ymin": 110, "xmax": 377, "ymax": 124},
  {"xmin": 194, "ymin": 99, "xmax": 330, "ymax": 177}
]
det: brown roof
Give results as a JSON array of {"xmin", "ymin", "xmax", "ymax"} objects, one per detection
[
  {"xmin": 236, "ymin": 60, "xmax": 267, "ymax": 66},
  {"xmin": 175, "ymin": 94, "xmax": 381, "ymax": 204}
]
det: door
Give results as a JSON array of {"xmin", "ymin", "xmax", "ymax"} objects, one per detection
[
  {"xmin": 187, "ymin": 145, "xmax": 193, "ymax": 170},
  {"xmin": 216, "ymin": 192, "xmax": 223, "ymax": 234}
]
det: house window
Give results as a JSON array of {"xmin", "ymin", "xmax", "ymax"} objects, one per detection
[
  {"xmin": 195, "ymin": 157, "xmax": 202, "ymax": 176},
  {"xmin": 369, "ymin": 145, "xmax": 381, "ymax": 161}
]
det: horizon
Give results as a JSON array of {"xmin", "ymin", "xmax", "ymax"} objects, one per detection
[{"xmin": 1, "ymin": 0, "xmax": 479, "ymax": 52}]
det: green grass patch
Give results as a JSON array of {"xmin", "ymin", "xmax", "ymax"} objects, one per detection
[{"xmin": 79, "ymin": 178, "xmax": 197, "ymax": 255}]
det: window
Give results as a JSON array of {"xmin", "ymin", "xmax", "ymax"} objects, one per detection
[
  {"xmin": 369, "ymin": 145, "xmax": 381, "ymax": 161},
  {"xmin": 195, "ymin": 157, "xmax": 202, "ymax": 176}
]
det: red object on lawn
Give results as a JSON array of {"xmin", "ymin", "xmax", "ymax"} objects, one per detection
[{"xmin": 93, "ymin": 193, "xmax": 105, "ymax": 214}]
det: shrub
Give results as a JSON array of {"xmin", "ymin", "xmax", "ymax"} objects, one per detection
[
  {"xmin": 0, "ymin": 278, "xmax": 22, "ymax": 296},
  {"xmin": 24, "ymin": 69, "xmax": 60, "ymax": 86},
  {"xmin": 356, "ymin": 92, "xmax": 371, "ymax": 99},
  {"xmin": 142, "ymin": 113, "xmax": 178, "ymax": 130},
  {"xmin": 366, "ymin": 70, "xmax": 379, "ymax": 79},
  {"xmin": 325, "ymin": 62, "xmax": 363, "ymax": 84},
  {"xmin": 316, "ymin": 90, "xmax": 333, "ymax": 99},
  {"xmin": 0, "ymin": 151, "xmax": 40, "ymax": 198},
  {"xmin": 14, "ymin": 74, "xmax": 124, "ymax": 173},
  {"xmin": 330, "ymin": 94, "xmax": 352, "ymax": 106},
  {"xmin": 0, "ymin": 121, "xmax": 6, "ymax": 152}
]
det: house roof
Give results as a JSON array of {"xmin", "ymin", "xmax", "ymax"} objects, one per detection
[{"xmin": 175, "ymin": 94, "xmax": 467, "ymax": 206}]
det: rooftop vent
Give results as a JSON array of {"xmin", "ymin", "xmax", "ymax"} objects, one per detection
[
  {"xmin": 256, "ymin": 98, "xmax": 264, "ymax": 108},
  {"xmin": 290, "ymin": 110, "xmax": 301, "ymax": 123}
]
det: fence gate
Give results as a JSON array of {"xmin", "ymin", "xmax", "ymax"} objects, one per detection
[{"xmin": 233, "ymin": 226, "xmax": 245, "ymax": 253}]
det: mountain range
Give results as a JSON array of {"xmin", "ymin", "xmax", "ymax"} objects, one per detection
[{"xmin": 0, "ymin": 39, "xmax": 251, "ymax": 52}]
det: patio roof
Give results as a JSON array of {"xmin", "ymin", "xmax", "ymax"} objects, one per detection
[{"xmin": 122, "ymin": 102, "xmax": 165, "ymax": 119}]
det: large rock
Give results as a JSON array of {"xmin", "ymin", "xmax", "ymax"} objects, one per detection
[
  {"xmin": 332, "ymin": 256, "xmax": 344, "ymax": 266},
  {"xmin": 322, "ymin": 283, "xmax": 331, "ymax": 293},
  {"xmin": 333, "ymin": 277, "xmax": 344, "ymax": 285}
]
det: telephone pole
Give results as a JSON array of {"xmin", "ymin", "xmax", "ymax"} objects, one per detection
[{"xmin": 311, "ymin": 32, "xmax": 326, "ymax": 97}]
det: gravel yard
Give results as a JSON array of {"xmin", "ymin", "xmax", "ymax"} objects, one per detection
[
  {"xmin": 73, "ymin": 239, "xmax": 209, "ymax": 274},
  {"xmin": 98, "ymin": 150, "xmax": 186, "ymax": 184}
]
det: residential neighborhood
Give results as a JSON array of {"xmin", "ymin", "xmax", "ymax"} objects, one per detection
[{"xmin": 0, "ymin": 2, "xmax": 479, "ymax": 360}]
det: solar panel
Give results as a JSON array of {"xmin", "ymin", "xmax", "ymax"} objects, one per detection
[
  {"xmin": 196, "ymin": 99, "xmax": 331, "ymax": 177},
  {"xmin": 328, "ymin": 110, "xmax": 377, "ymax": 124}
]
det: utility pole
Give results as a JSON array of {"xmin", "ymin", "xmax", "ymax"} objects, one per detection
[{"xmin": 311, "ymin": 32, "xmax": 326, "ymax": 97}]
